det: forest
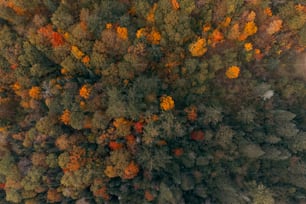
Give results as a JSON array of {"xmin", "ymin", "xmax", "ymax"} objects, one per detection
[{"xmin": 0, "ymin": 0, "xmax": 306, "ymax": 203}]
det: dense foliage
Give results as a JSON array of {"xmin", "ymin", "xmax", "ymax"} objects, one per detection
[{"xmin": 0, "ymin": 0, "xmax": 306, "ymax": 203}]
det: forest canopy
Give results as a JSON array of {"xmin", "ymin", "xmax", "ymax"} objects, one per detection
[{"xmin": 0, "ymin": 0, "xmax": 306, "ymax": 203}]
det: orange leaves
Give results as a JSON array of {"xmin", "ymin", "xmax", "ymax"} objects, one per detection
[
  {"xmin": 190, "ymin": 130, "xmax": 205, "ymax": 141},
  {"xmin": 134, "ymin": 121, "xmax": 143, "ymax": 134},
  {"xmin": 144, "ymin": 190, "xmax": 155, "ymax": 202},
  {"xmin": 221, "ymin": 17, "xmax": 232, "ymax": 28},
  {"xmin": 60, "ymin": 68, "xmax": 68, "ymax": 75},
  {"xmin": 136, "ymin": 28, "xmax": 146, "ymax": 38},
  {"xmin": 80, "ymin": 21, "xmax": 87, "ymax": 31},
  {"xmin": 29, "ymin": 86, "xmax": 42, "ymax": 100},
  {"xmin": 109, "ymin": 141, "xmax": 123, "ymax": 150},
  {"xmin": 71, "ymin": 46, "xmax": 90, "ymax": 65},
  {"xmin": 37, "ymin": 25, "xmax": 65, "ymax": 47},
  {"xmin": 238, "ymin": 21, "xmax": 258, "ymax": 41},
  {"xmin": 244, "ymin": 21, "xmax": 258, "ymax": 35},
  {"xmin": 209, "ymin": 29, "xmax": 224, "ymax": 46},
  {"xmin": 295, "ymin": 4, "xmax": 306, "ymax": 12},
  {"xmin": 228, "ymin": 23, "xmax": 240, "ymax": 40},
  {"xmin": 202, "ymin": 23, "xmax": 211, "ymax": 32},
  {"xmin": 146, "ymin": 3, "xmax": 158, "ymax": 22},
  {"xmin": 184, "ymin": 105, "xmax": 198, "ymax": 121},
  {"xmin": 136, "ymin": 28, "xmax": 161, "ymax": 44},
  {"xmin": 244, "ymin": 42, "xmax": 253, "ymax": 51},
  {"xmin": 146, "ymin": 29, "xmax": 161, "ymax": 45},
  {"xmin": 79, "ymin": 84, "xmax": 91, "ymax": 99},
  {"xmin": 123, "ymin": 161, "xmax": 139, "ymax": 179},
  {"xmin": 50, "ymin": 32, "xmax": 65, "ymax": 47},
  {"xmin": 55, "ymin": 134, "xmax": 70, "ymax": 150},
  {"xmin": 5, "ymin": 2, "xmax": 25, "ymax": 15},
  {"xmin": 172, "ymin": 148, "xmax": 184, "ymax": 157},
  {"xmin": 37, "ymin": 24, "xmax": 53, "ymax": 37},
  {"xmin": 266, "ymin": 19, "xmax": 283, "ymax": 35},
  {"xmin": 116, "ymin": 26, "xmax": 128, "ymax": 40},
  {"xmin": 12, "ymin": 82, "xmax": 21, "ymax": 92},
  {"xmin": 128, "ymin": 6, "xmax": 137, "ymax": 16},
  {"xmin": 10, "ymin": 63, "xmax": 18, "ymax": 70},
  {"xmin": 60, "ymin": 109, "xmax": 71, "ymax": 125},
  {"xmin": 246, "ymin": 11, "xmax": 256, "ymax": 22},
  {"xmin": 212, "ymin": 30, "xmax": 223, "ymax": 42},
  {"xmin": 125, "ymin": 134, "xmax": 136, "ymax": 147},
  {"xmin": 82, "ymin": 55, "xmax": 90, "ymax": 65},
  {"xmin": 264, "ymin": 8, "xmax": 273, "ymax": 17},
  {"xmin": 64, "ymin": 146, "xmax": 86, "ymax": 173},
  {"xmin": 71, "ymin": 45, "xmax": 85, "ymax": 59},
  {"xmin": 113, "ymin": 117, "xmax": 132, "ymax": 129},
  {"xmin": 188, "ymin": 38, "xmax": 207, "ymax": 57},
  {"xmin": 171, "ymin": 0, "xmax": 180, "ymax": 10},
  {"xmin": 83, "ymin": 116, "xmax": 92, "ymax": 129},
  {"xmin": 254, "ymin": 48, "xmax": 263, "ymax": 60},
  {"xmin": 47, "ymin": 189, "xmax": 62, "ymax": 203},
  {"xmin": 160, "ymin": 95, "xmax": 175, "ymax": 111},
  {"xmin": 0, "ymin": 183, "xmax": 5, "ymax": 189},
  {"xmin": 106, "ymin": 23, "xmax": 112, "ymax": 29},
  {"xmin": 106, "ymin": 23, "xmax": 129, "ymax": 40},
  {"xmin": 94, "ymin": 186, "xmax": 110, "ymax": 200},
  {"xmin": 225, "ymin": 10, "xmax": 258, "ymax": 41},
  {"xmin": 104, "ymin": 165, "xmax": 117, "ymax": 178},
  {"xmin": 225, "ymin": 66, "xmax": 240, "ymax": 79}
]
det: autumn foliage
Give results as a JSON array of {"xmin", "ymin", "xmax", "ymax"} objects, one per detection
[
  {"xmin": 29, "ymin": 86, "xmax": 42, "ymax": 100},
  {"xmin": 225, "ymin": 66, "xmax": 240, "ymax": 79},
  {"xmin": 38, "ymin": 24, "xmax": 65, "ymax": 47},
  {"xmin": 160, "ymin": 95, "xmax": 175, "ymax": 111},
  {"xmin": 123, "ymin": 161, "xmax": 139, "ymax": 179},
  {"xmin": 79, "ymin": 84, "xmax": 91, "ymax": 99},
  {"xmin": 0, "ymin": 0, "xmax": 305, "ymax": 203}
]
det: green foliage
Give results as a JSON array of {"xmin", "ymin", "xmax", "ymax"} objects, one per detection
[
  {"xmin": 51, "ymin": 4, "xmax": 75, "ymax": 31},
  {"xmin": 162, "ymin": 10, "xmax": 194, "ymax": 45},
  {"xmin": 154, "ymin": 0, "xmax": 195, "ymax": 45},
  {"xmin": 0, "ymin": 151, "xmax": 15, "ymax": 176},
  {"xmin": 5, "ymin": 189, "xmax": 22, "ymax": 203},
  {"xmin": 299, "ymin": 26, "xmax": 306, "ymax": 46},
  {"xmin": 30, "ymin": 63, "xmax": 56, "ymax": 77},
  {"xmin": 21, "ymin": 167, "xmax": 45, "ymax": 191},
  {"xmin": 42, "ymin": 0, "xmax": 58, "ymax": 12},
  {"xmin": 18, "ymin": 42, "xmax": 44, "ymax": 67},
  {"xmin": 137, "ymin": 146, "xmax": 172, "ymax": 172},
  {"xmin": 35, "ymin": 116, "xmax": 61, "ymax": 136},
  {"xmin": 105, "ymin": 87, "xmax": 128, "ymax": 118},
  {"xmin": 270, "ymin": 110, "xmax": 299, "ymax": 138},
  {"xmin": 291, "ymin": 132, "xmax": 306, "ymax": 153},
  {"xmin": 142, "ymin": 121, "xmax": 160, "ymax": 144},
  {"xmin": 215, "ymin": 125, "xmax": 235, "ymax": 149},
  {"xmin": 61, "ymin": 168, "xmax": 93, "ymax": 189},
  {"xmin": 202, "ymin": 106, "xmax": 223, "ymax": 126},
  {"xmin": 134, "ymin": 0, "xmax": 151, "ymax": 20},
  {"xmin": 58, "ymin": 152, "xmax": 69, "ymax": 169},
  {"xmin": 158, "ymin": 182, "xmax": 178, "ymax": 204},
  {"xmin": 60, "ymin": 55, "xmax": 86, "ymax": 75},
  {"xmin": 69, "ymin": 107, "xmax": 85, "ymax": 130},
  {"xmin": 109, "ymin": 149, "xmax": 131, "ymax": 168},
  {"xmin": 236, "ymin": 107, "xmax": 256, "ymax": 124},
  {"xmin": 159, "ymin": 112, "xmax": 186, "ymax": 139},
  {"xmin": 208, "ymin": 54, "xmax": 223, "ymax": 72},
  {"xmin": 248, "ymin": 182, "xmax": 275, "ymax": 204},
  {"xmin": 46, "ymin": 153, "xmax": 58, "ymax": 168},
  {"xmin": 61, "ymin": 168, "xmax": 94, "ymax": 199},
  {"xmin": 91, "ymin": 111, "xmax": 110, "ymax": 130}
]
